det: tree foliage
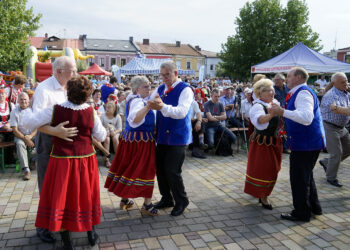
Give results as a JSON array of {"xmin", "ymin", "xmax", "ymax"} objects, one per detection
[
  {"xmin": 219, "ymin": 0, "xmax": 322, "ymax": 79},
  {"xmin": 0, "ymin": 0, "xmax": 41, "ymax": 71}
]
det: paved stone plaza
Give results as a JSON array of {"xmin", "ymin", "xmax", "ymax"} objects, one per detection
[{"xmin": 0, "ymin": 151, "xmax": 350, "ymax": 250}]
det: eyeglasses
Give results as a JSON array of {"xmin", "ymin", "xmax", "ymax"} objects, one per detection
[{"xmin": 141, "ymin": 85, "xmax": 151, "ymax": 89}]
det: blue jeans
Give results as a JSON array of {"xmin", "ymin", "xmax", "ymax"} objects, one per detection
[{"xmin": 206, "ymin": 124, "xmax": 237, "ymax": 147}]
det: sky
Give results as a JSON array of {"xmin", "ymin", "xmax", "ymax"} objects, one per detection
[{"xmin": 26, "ymin": 0, "xmax": 350, "ymax": 53}]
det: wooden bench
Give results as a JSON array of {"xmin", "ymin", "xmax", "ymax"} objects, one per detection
[
  {"xmin": 0, "ymin": 141, "xmax": 20, "ymax": 173},
  {"xmin": 229, "ymin": 127, "xmax": 249, "ymax": 153}
]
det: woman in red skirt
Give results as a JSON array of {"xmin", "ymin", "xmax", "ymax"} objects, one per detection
[
  {"xmin": 244, "ymin": 79, "xmax": 282, "ymax": 210},
  {"xmin": 23, "ymin": 76, "xmax": 106, "ymax": 249},
  {"xmin": 105, "ymin": 75, "xmax": 158, "ymax": 216}
]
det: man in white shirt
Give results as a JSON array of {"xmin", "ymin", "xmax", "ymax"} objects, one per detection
[
  {"xmin": 271, "ymin": 67, "xmax": 325, "ymax": 222},
  {"xmin": 148, "ymin": 61, "xmax": 193, "ymax": 216},
  {"xmin": 31, "ymin": 56, "xmax": 77, "ymax": 243},
  {"xmin": 10, "ymin": 92, "xmax": 36, "ymax": 180}
]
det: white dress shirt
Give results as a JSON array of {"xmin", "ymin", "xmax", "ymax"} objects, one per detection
[
  {"xmin": 20, "ymin": 102, "xmax": 106, "ymax": 142},
  {"xmin": 9, "ymin": 106, "xmax": 34, "ymax": 135},
  {"xmin": 150, "ymin": 79, "xmax": 193, "ymax": 119},
  {"xmin": 32, "ymin": 76, "xmax": 67, "ymax": 112},
  {"xmin": 283, "ymin": 83, "xmax": 314, "ymax": 126},
  {"xmin": 250, "ymin": 99, "xmax": 280, "ymax": 130}
]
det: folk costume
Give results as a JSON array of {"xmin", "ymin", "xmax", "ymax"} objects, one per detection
[
  {"xmin": 152, "ymin": 80, "xmax": 193, "ymax": 213},
  {"xmin": 283, "ymin": 84, "xmax": 325, "ymax": 221},
  {"xmin": 244, "ymin": 99, "xmax": 282, "ymax": 198},
  {"xmin": 104, "ymin": 95, "xmax": 156, "ymax": 199},
  {"xmin": 22, "ymin": 101, "xmax": 106, "ymax": 232}
]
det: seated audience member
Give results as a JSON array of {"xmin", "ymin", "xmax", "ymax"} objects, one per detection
[
  {"xmin": 106, "ymin": 94, "xmax": 118, "ymax": 104},
  {"xmin": 203, "ymin": 89, "xmax": 237, "ymax": 151},
  {"xmin": 6, "ymin": 75, "xmax": 26, "ymax": 105},
  {"xmin": 92, "ymin": 89, "xmax": 105, "ymax": 116},
  {"xmin": 9, "ymin": 92, "xmax": 37, "ymax": 180},
  {"xmin": 101, "ymin": 102, "xmax": 122, "ymax": 167},
  {"xmin": 219, "ymin": 86, "xmax": 241, "ymax": 128},
  {"xmin": 190, "ymin": 100, "xmax": 207, "ymax": 159}
]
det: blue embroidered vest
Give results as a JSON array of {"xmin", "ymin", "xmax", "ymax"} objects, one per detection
[
  {"xmin": 121, "ymin": 97, "xmax": 155, "ymax": 142},
  {"xmin": 156, "ymin": 82, "xmax": 192, "ymax": 145},
  {"xmin": 285, "ymin": 85, "xmax": 326, "ymax": 151}
]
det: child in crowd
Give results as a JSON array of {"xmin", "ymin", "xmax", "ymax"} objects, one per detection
[{"xmin": 101, "ymin": 102, "xmax": 122, "ymax": 167}]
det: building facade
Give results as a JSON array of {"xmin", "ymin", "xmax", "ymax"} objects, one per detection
[
  {"xmin": 82, "ymin": 35, "xmax": 139, "ymax": 70},
  {"xmin": 136, "ymin": 39, "xmax": 205, "ymax": 76}
]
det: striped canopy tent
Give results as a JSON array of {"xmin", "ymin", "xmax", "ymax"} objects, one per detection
[{"xmin": 119, "ymin": 58, "xmax": 195, "ymax": 75}]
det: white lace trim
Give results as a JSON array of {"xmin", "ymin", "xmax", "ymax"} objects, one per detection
[{"xmin": 58, "ymin": 101, "xmax": 90, "ymax": 110}]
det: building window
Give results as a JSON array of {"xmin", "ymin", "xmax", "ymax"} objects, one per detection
[
  {"xmin": 186, "ymin": 62, "xmax": 191, "ymax": 69},
  {"xmin": 100, "ymin": 58, "xmax": 105, "ymax": 67},
  {"xmin": 176, "ymin": 60, "xmax": 181, "ymax": 69},
  {"xmin": 88, "ymin": 57, "xmax": 93, "ymax": 66},
  {"xmin": 111, "ymin": 58, "xmax": 116, "ymax": 66},
  {"xmin": 345, "ymin": 54, "xmax": 350, "ymax": 63},
  {"xmin": 210, "ymin": 64, "xmax": 214, "ymax": 71},
  {"xmin": 120, "ymin": 58, "xmax": 126, "ymax": 67}
]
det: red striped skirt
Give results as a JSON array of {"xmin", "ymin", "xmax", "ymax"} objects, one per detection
[
  {"xmin": 35, "ymin": 155, "xmax": 100, "ymax": 232},
  {"xmin": 104, "ymin": 139, "xmax": 156, "ymax": 198},
  {"xmin": 244, "ymin": 138, "xmax": 282, "ymax": 198}
]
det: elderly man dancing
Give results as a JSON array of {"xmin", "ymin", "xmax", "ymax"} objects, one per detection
[
  {"xmin": 148, "ymin": 61, "xmax": 192, "ymax": 216},
  {"xmin": 271, "ymin": 67, "xmax": 325, "ymax": 222}
]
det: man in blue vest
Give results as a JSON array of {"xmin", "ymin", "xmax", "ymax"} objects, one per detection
[
  {"xmin": 270, "ymin": 67, "xmax": 325, "ymax": 222},
  {"xmin": 148, "ymin": 61, "xmax": 193, "ymax": 216}
]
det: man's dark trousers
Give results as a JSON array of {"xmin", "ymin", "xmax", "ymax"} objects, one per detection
[
  {"xmin": 156, "ymin": 144, "xmax": 188, "ymax": 204},
  {"xmin": 290, "ymin": 150, "xmax": 322, "ymax": 220}
]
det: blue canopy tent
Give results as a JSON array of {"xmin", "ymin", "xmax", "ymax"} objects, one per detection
[
  {"xmin": 118, "ymin": 58, "xmax": 195, "ymax": 75},
  {"xmin": 251, "ymin": 42, "xmax": 350, "ymax": 74}
]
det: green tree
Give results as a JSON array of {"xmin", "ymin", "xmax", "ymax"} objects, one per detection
[
  {"xmin": 219, "ymin": 0, "xmax": 322, "ymax": 79},
  {"xmin": 77, "ymin": 60, "xmax": 89, "ymax": 72},
  {"xmin": 0, "ymin": 0, "xmax": 41, "ymax": 71}
]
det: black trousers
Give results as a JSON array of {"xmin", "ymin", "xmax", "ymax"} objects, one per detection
[
  {"xmin": 156, "ymin": 144, "xmax": 188, "ymax": 204},
  {"xmin": 290, "ymin": 150, "xmax": 322, "ymax": 220}
]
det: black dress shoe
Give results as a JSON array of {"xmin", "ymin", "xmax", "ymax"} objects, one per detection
[
  {"xmin": 327, "ymin": 179, "xmax": 343, "ymax": 187},
  {"xmin": 281, "ymin": 213, "xmax": 310, "ymax": 222},
  {"xmin": 154, "ymin": 199, "xmax": 174, "ymax": 209},
  {"xmin": 258, "ymin": 198, "xmax": 273, "ymax": 210},
  {"xmin": 87, "ymin": 226, "xmax": 99, "ymax": 246},
  {"xmin": 319, "ymin": 160, "xmax": 327, "ymax": 172},
  {"xmin": 191, "ymin": 151, "xmax": 207, "ymax": 159},
  {"xmin": 312, "ymin": 209, "xmax": 323, "ymax": 216},
  {"xmin": 36, "ymin": 228, "xmax": 56, "ymax": 243},
  {"xmin": 171, "ymin": 199, "xmax": 189, "ymax": 216}
]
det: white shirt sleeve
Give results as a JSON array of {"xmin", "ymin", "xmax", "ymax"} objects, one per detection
[
  {"xmin": 283, "ymin": 90, "xmax": 314, "ymax": 125},
  {"xmin": 160, "ymin": 87, "xmax": 194, "ymax": 119},
  {"xmin": 249, "ymin": 103, "xmax": 269, "ymax": 130},
  {"xmin": 19, "ymin": 106, "xmax": 54, "ymax": 131},
  {"xmin": 92, "ymin": 110, "xmax": 107, "ymax": 142},
  {"xmin": 127, "ymin": 98, "xmax": 147, "ymax": 128}
]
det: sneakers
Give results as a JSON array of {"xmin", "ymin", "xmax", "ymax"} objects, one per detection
[{"xmin": 23, "ymin": 171, "xmax": 31, "ymax": 181}]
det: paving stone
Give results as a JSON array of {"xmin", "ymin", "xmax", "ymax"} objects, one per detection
[{"xmin": 0, "ymin": 153, "xmax": 350, "ymax": 249}]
